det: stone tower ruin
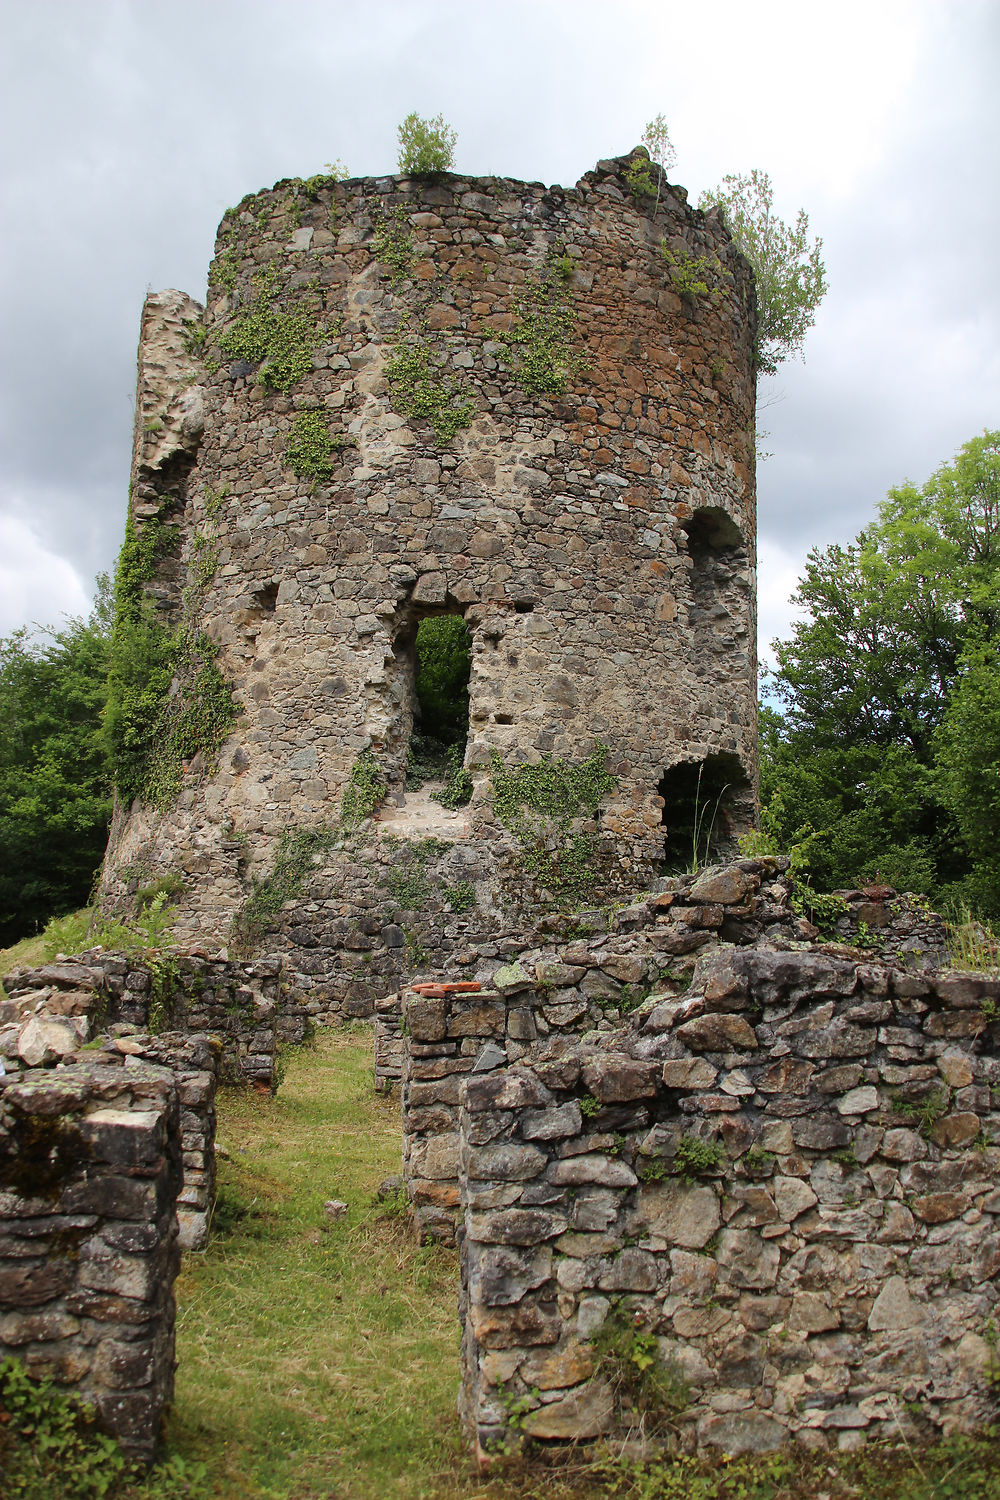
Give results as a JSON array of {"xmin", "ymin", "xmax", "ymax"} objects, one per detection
[{"xmin": 100, "ymin": 151, "xmax": 758, "ymax": 1016}]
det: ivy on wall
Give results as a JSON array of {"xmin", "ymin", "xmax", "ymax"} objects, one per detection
[
  {"xmin": 385, "ymin": 338, "xmax": 474, "ymax": 444},
  {"xmin": 230, "ymin": 751, "xmax": 390, "ymax": 953},
  {"xmin": 490, "ymin": 745, "xmax": 615, "ymax": 906},
  {"xmin": 230, "ymin": 823, "xmax": 338, "ymax": 956},
  {"xmin": 105, "ymin": 508, "xmax": 239, "ymax": 809},
  {"xmin": 285, "ymin": 410, "xmax": 341, "ymax": 481},
  {"xmin": 500, "ymin": 252, "xmax": 583, "ymax": 397},
  {"xmin": 373, "ymin": 205, "xmax": 414, "ymax": 285},
  {"xmin": 217, "ymin": 269, "xmax": 329, "ymax": 392}
]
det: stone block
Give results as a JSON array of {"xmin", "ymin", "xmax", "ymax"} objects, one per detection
[
  {"xmin": 581, "ymin": 1055, "xmax": 659, "ymax": 1102},
  {"xmin": 661, "ymin": 1058, "xmax": 718, "ymax": 1090},
  {"xmin": 636, "ymin": 1180, "xmax": 720, "ymax": 1250},
  {"xmin": 520, "ymin": 1378, "xmax": 614, "ymax": 1438},
  {"xmin": 867, "ymin": 1275, "xmax": 922, "ymax": 1331},
  {"xmin": 470, "ymin": 1302, "xmax": 561, "ymax": 1349},
  {"xmin": 675, "ymin": 1013, "xmax": 758, "ymax": 1051}
]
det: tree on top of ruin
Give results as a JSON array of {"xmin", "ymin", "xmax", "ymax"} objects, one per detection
[
  {"xmin": 397, "ymin": 113, "xmax": 457, "ymax": 175},
  {"xmin": 699, "ymin": 169, "xmax": 828, "ymax": 377}
]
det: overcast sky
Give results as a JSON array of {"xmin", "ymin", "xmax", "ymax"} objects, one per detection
[{"xmin": 2, "ymin": 0, "xmax": 998, "ymax": 664}]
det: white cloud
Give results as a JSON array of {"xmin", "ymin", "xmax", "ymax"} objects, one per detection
[
  {"xmin": 0, "ymin": 516, "xmax": 91, "ymax": 638},
  {"xmin": 757, "ymin": 536, "xmax": 808, "ymax": 671}
]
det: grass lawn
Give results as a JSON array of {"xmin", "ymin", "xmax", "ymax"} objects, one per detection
[
  {"xmin": 168, "ymin": 1026, "xmax": 476, "ymax": 1499},
  {"xmin": 0, "ymin": 928, "xmax": 47, "ymax": 975}
]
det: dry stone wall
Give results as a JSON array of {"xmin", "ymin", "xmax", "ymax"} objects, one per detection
[
  {"xmin": 0, "ymin": 1060, "xmax": 183, "ymax": 1462},
  {"xmin": 455, "ymin": 949, "xmax": 1000, "ymax": 1458},
  {"xmin": 390, "ymin": 860, "xmax": 962, "ymax": 1243},
  {"xmin": 92, "ymin": 1033, "xmax": 221, "ymax": 1250},
  {"xmin": 100, "ymin": 152, "xmax": 759, "ymax": 1005},
  {"xmin": 1, "ymin": 951, "xmax": 299, "ymax": 1090}
]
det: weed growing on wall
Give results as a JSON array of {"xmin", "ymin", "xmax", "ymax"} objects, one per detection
[
  {"xmin": 341, "ymin": 751, "xmax": 388, "ymax": 830},
  {"xmin": 660, "ymin": 243, "xmax": 731, "ymax": 307},
  {"xmin": 41, "ymin": 884, "xmax": 183, "ymax": 966},
  {"xmin": 490, "ymin": 745, "xmax": 614, "ymax": 906},
  {"xmin": 0, "ymin": 1356, "xmax": 208, "ymax": 1499},
  {"xmin": 231, "ymin": 824, "xmax": 338, "ymax": 956},
  {"xmin": 624, "ymin": 117, "xmax": 677, "ymax": 209},
  {"xmin": 181, "ymin": 320, "xmax": 208, "ymax": 356},
  {"xmin": 948, "ymin": 905, "xmax": 1000, "ymax": 975},
  {"xmin": 285, "ymin": 410, "xmax": 340, "ymax": 481},
  {"xmin": 590, "ymin": 1309, "xmax": 689, "ymax": 1435},
  {"xmin": 385, "ymin": 338, "xmax": 474, "ymax": 443},
  {"xmin": 500, "ymin": 253, "xmax": 583, "ymax": 397},
  {"xmin": 372, "ymin": 205, "xmax": 414, "ymax": 285},
  {"xmin": 673, "ymin": 1134, "xmax": 724, "ymax": 1182},
  {"xmin": 217, "ymin": 269, "xmax": 327, "ymax": 392}
]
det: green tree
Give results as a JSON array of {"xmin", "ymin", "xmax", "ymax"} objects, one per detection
[
  {"xmin": 698, "ymin": 169, "xmax": 827, "ymax": 375},
  {"xmin": 414, "ymin": 615, "xmax": 471, "ymax": 743},
  {"xmin": 0, "ymin": 586, "xmax": 112, "ymax": 944},
  {"xmin": 625, "ymin": 114, "xmax": 677, "ymax": 211},
  {"xmin": 762, "ymin": 430, "xmax": 1000, "ymax": 912},
  {"xmin": 397, "ymin": 113, "xmax": 457, "ymax": 174},
  {"xmin": 935, "ymin": 638, "xmax": 1000, "ymax": 911}
]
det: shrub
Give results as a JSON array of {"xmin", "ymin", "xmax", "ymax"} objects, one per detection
[{"xmin": 396, "ymin": 112, "xmax": 457, "ymax": 174}]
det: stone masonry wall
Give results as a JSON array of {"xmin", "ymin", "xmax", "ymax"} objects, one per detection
[
  {"xmin": 1, "ymin": 951, "xmax": 302, "ymax": 1090},
  {"xmin": 93, "ymin": 1033, "xmax": 221, "ymax": 1250},
  {"xmin": 389, "ymin": 858, "xmax": 955, "ymax": 1237},
  {"xmin": 456, "ymin": 948, "xmax": 1000, "ymax": 1458},
  {"xmin": 0, "ymin": 1061, "xmax": 183, "ymax": 1462},
  {"xmin": 100, "ymin": 150, "xmax": 759, "ymax": 986}
]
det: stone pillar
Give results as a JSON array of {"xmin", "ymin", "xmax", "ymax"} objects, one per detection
[{"xmin": 0, "ymin": 1061, "xmax": 183, "ymax": 1463}]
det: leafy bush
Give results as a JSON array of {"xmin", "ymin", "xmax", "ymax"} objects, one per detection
[
  {"xmin": 396, "ymin": 112, "xmax": 457, "ymax": 174},
  {"xmin": 0, "ymin": 598, "xmax": 112, "ymax": 945},
  {"xmin": 0, "ymin": 1357, "xmax": 208, "ymax": 1499},
  {"xmin": 698, "ymin": 167, "xmax": 827, "ymax": 375}
]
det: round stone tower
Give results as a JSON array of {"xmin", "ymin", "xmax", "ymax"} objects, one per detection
[{"xmin": 100, "ymin": 150, "xmax": 758, "ymax": 1016}]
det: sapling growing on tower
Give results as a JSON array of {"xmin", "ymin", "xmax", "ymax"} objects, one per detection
[{"xmin": 397, "ymin": 113, "xmax": 457, "ymax": 174}]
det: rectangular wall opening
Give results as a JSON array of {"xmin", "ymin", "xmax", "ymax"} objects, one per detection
[{"xmin": 403, "ymin": 614, "xmax": 473, "ymax": 807}]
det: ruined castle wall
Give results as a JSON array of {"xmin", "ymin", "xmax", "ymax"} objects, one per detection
[
  {"xmin": 390, "ymin": 859, "xmax": 959, "ymax": 1242},
  {"xmin": 456, "ymin": 950, "xmax": 1000, "ymax": 1457},
  {"xmin": 1, "ymin": 952, "xmax": 299, "ymax": 1091},
  {"xmin": 0, "ymin": 1062, "xmax": 183, "ymax": 1462},
  {"xmin": 100, "ymin": 154, "xmax": 759, "ymax": 992},
  {"xmin": 92, "ymin": 1034, "xmax": 220, "ymax": 1250}
]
